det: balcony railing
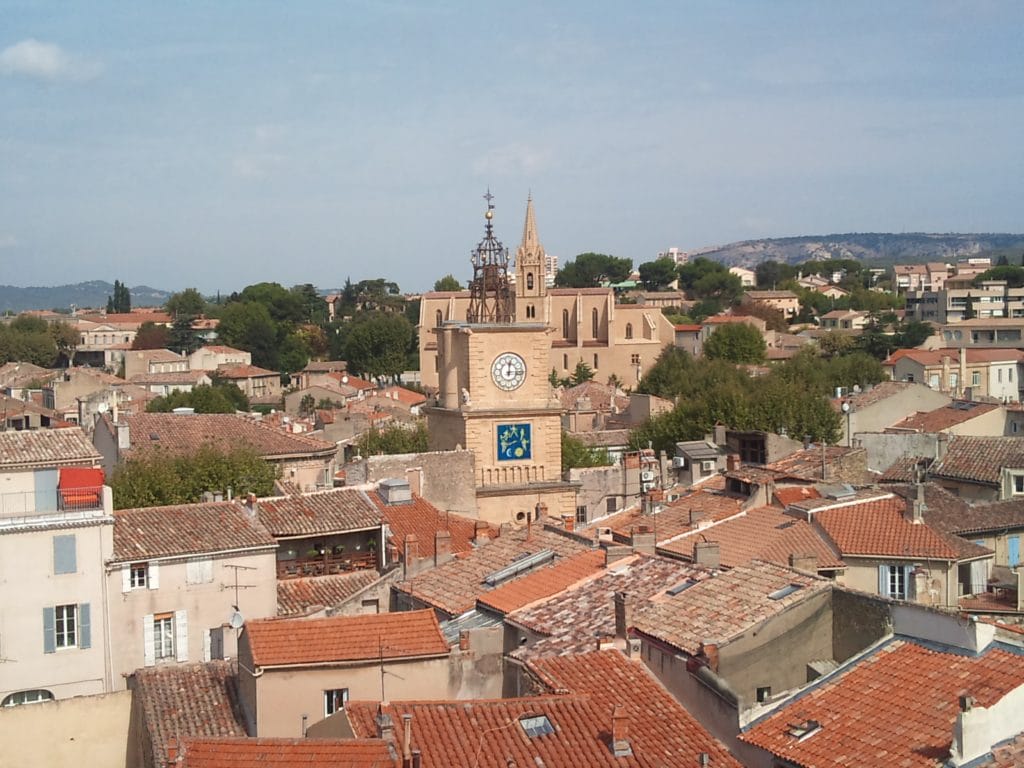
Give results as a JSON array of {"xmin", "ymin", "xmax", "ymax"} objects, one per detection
[
  {"xmin": 0, "ymin": 486, "xmax": 108, "ymax": 524},
  {"xmin": 276, "ymin": 551, "xmax": 377, "ymax": 579}
]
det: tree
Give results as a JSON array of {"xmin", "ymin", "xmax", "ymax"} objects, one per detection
[
  {"xmin": 703, "ymin": 323, "xmax": 766, "ymax": 364},
  {"xmin": 50, "ymin": 321, "xmax": 79, "ymax": 366},
  {"xmin": 168, "ymin": 315, "xmax": 202, "ymax": 355},
  {"xmin": 570, "ymin": 360, "xmax": 595, "ymax": 385},
  {"xmin": 637, "ymin": 257, "xmax": 679, "ymax": 291},
  {"xmin": 973, "ymin": 266, "xmax": 1024, "ymax": 289},
  {"xmin": 217, "ymin": 302, "xmax": 280, "ymax": 369},
  {"xmin": 165, "ymin": 288, "xmax": 206, "ymax": 319},
  {"xmin": 299, "ymin": 393, "xmax": 316, "ymax": 417},
  {"xmin": 357, "ymin": 422, "xmax": 429, "ymax": 456},
  {"xmin": 433, "ymin": 274, "xmax": 463, "ymax": 291},
  {"xmin": 147, "ymin": 383, "xmax": 249, "ymax": 413},
  {"xmin": 963, "ymin": 293, "xmax": 976, "ymax": 321},
  {"xmin": 106, "ymin": 280, "xmax": 131, "ymax": 314},
  {"xmin": 132, "ymin": 321, "xmax": 170, "ymax": 350},
  {"xmin": 755, "ymin": 260, "xmax": 797, "ymax": 289},
  {"xmin": 997, "ymin": 254, "xmax": 1010, "ymax": 267},
  {"xmin": 342, "ymin": 312, "xmax": 414, "ymax": 379},
  {"xmin": 555, "ymin": 253, "xmax": 632, "ymax": 288},
  {"xmin": 290, "ymin": 284, "xmax": 327, "ymax": 325},
  {"xmin": 561, "ymin": 432, "xmax": 612, "ymax": 472},
  {"xmin": 109, "ymin": 445, "xmax": 277, "ymax": 509},
  {"xmin": 237, "ymin": 282, "xmax": 306, "ymax": 324},
  {"xmin": 733, "ymin": 301, "xmax": 788, "ymax": 332}
]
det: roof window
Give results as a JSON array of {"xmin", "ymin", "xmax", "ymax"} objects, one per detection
[
  {"xmin": 666, "ymin": 579, "xmax": 699, "ymax": 596},
  {"xmin": 768, "ymin": 584, "xmax": 803, "ymax": 601},
  {"xmin": 519, "ymin": 714, "xmax": 554, "ymax": 739},
  {"xmin": 787, "ymin": 719, "xmax": 821, "ymax": 742}
]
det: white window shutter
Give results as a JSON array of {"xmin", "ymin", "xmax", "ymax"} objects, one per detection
[
  {"xmin": 905, "ymin": 565, "xmax": 917, "ymax": 602},
  {"xmin": 143, "ymin": 614, "xmax": 155, "ymax": 666},
  {"xmin": 175, "ymin": 610, "xmax": 188, "ymax": 662},
  {"xmin": 202, "ymin": 558, "xmax": 213, "ymax": 583},
  {"xmin": 121, "ymin": 565, "xmax": 131, "ymax": 593},
  {"xmin": 148, "ymin": 562, "xmax": 160, "ymax": 590},
  {"xmin": 878, "ymin": 565, "xmax": 888, "ymax": 597},
  {"xmin": 203, "ymin": 629, "xmax": 212, "ymax": 662}
]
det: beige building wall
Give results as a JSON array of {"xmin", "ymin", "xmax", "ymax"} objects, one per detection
[
  {"xmin": 843, "ymin": 384, "xmax": 951, "ymax": 444},
  {"xmin": 106, "ymin": 550, "xmax": 278, "ymax": 687},
  {"xmin": 835, "ymin": 556, "xmax": 957, "ymax": 608},
  {"xmin": 0, "ymin": 690, "xmax": 131, "ymax": 767},
  {"xmin": 189, "ymin": 347, "xmax": 252, "ymax": 371}
]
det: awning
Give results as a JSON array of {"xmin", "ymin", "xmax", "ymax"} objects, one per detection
[{"xmin": 58, "ymin": 467, "xmax": 104, "ymax": 509}]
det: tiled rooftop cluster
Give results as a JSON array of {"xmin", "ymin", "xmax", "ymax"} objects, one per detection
[
  {"xmin": 931, "ymin": 435, "xmax": 1024, "ymax": 487},
  {"xmin": 369, "ymin": 491, "xmax": 497, "ymax": 560},
  {"xmin": 0, "ymin": 426, "xmax": 101, "ymax": 469},
  {"xmin": 276, "ymin": 571, "xmax": 380, "ymax": 617},
  {"xmin": 255, "ymin": 488, "xmax": 382, "ymax": 537}
]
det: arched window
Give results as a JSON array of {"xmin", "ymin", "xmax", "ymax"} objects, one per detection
[
  {"xmin": 526, "ymin": 305, "xmax": 535, "ymax": 319},
  {"xmin": 435, "ymin": 309, "xmax": 443, "ymax": 327},
  {"xmin": 526, "ymin": 272, "xmax": 534, "ymax": 290},
  {"xmin": 562, "ymin": 309, "xmax": 570, "ymax": 338},
  {"xmin": 592, "ymin": 308, "xmax": 599, "ymax": 338},
  {"xmin": 2, "ymin": 690, "xmax": 53, "ymax": 707},
  {"xmin": 625, "ymin": 322, "xmax": 633, "ymax": 340}
]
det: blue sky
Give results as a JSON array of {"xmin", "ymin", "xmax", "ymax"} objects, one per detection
[{"xmin": 1, "ymin": 1, "xmax": 1022, "ymax": 294}]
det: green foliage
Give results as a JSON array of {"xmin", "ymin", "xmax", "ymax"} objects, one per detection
[
  {"xmin": 357, "ymin": 422, "xmax": 428, "ymax": 455},
  {"xmin": 290, "ymin": 284, "xmax": 327, "ymax": 325},
  {"xmin": 555, "ymin": 253, "xmax": 633, "ymax": 288},
  {"xmin": 856, "ymin": 316, "xmax": 935, "ymax": 360},
  {"xmin": 132, "ymin": 321, "xmax": 170, "ymax": 350},
  {"xmin": 299, "ymin": 393, "xmax": 316, "ymax": 417},
  {"xmin": 561, "ymin": 432, "xmax": 612, "ymax": 472},
  {"xmin": 217, "ymin": 301, "xmax": 281, "ymax": 369},
  {"xmin": 677, "ymin": 258, "xmax": 743, "ymax": 305},
  {"xmin": 734, "ymin": 302, "xmax": 788, "ymax": 332},
  {"xmin": 973, "ymin": 265, "xmax": 1024, "ymax": 288},
  {"xmin": 549, "ymin": 368, "xmax": 561, "ymax": 387},
  {"xmin": 237, "ymin": 282, "xmax": 306, "ymax": 324},
  {"xmin": 165, "ymin": 288, "xmax": 206, "ymax": 318},
  {"xmin": 110, "ymin": 445, "xmax": 278, "ymax": 509},
  {"xmin": 146, "ymin": 382, "xmax": 250, "ymax": 414},
  {"xmin": 0, "ymin": 315, "xmax": 66, "ymax": 366},
  {"xmin": 168, "ymin": 316, "xmax": 202, "ymax": 355},
  {"xmin": 433, "ymin": 274, "xmax": 463, "ymax": 291},
  {"xmin": 341, "ymin": 312, "xmax": 414, "ymax": 379},
  {"xmin": 106, "ymin": 280, "xmax": 131, "ymax": 314},
  {"xmin": 703, "ymin": 323, "xmax": 766, "ymax": 364},
  {"xmin": 755, "ymin": 260, "xmax": 797, "ymax": 289},
  {"xmin": 637, "ymin": 257, "xmax": 679, "ymax": 291},
  {"xmin": 570, "ymin": 360, "xmax": 596, "ymax": 385}
]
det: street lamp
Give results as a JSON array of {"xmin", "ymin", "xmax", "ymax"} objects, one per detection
[{"xmin": 840, "ymin": 400, "xmax": 852, "ymax": 447}]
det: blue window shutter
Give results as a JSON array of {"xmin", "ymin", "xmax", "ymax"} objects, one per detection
[
  {"xmin": 878, "ymin": 565, "xmax": 888, "ymax": 597},
  {"xmin": 78, "ymin": 603, "xmax": 91, "ymax": 649},
  {"xmin": 1009, "ymin": 536, "xmax": 1021, "ymax": 567},
  {"xmin": 53, "ymin": 535, "xmax": 77, "ymax": 575},
  {"xmin": 43, "ymin": 607, "xmax": 56, "ymax": 654}
]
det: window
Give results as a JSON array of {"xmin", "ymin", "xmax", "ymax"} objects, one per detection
[
  {"xmin": 185, "ymin": 558, "xmax": 214, "ymax": 585},
  {"xmin": 950, "ymin": 372, "xmax": 959, "ymax": 391},
  {"xmin": 576, "ymin": 505, "xmax": 588, "ymax": 524},
  {"xmin": 1013, "ymin": 475, "xmax": 1024, "ymax": 495},
  {"xmin": 526, "ymin": 273, "xmax": 534, "ymax": 291},
  {"xmin": 2, "ymin": 690, "xmax": 53, "ymax": 707},
  {"xmin": 130, "ymin": 563, "xmax": 148, "ymax": 589},
  {"xmin": 606, "ymin": 497, "xmax": 617, "ymax": 513},
  {"xmin": 325, "ymin": 688, "xmax": 349, "ymax": 716},
  {"xmin": 153, "ymin": 613, "xmax": 175, "ymax": 661},
  {"xmin": 625, "ymin": 323, "xmax": 633, "ymax": 340},
  {"xmin": 563, "ymin": 354, "xmax": 568, "ymax": 370},
  {"xmin": 52, "ymin": 535, "xmax": 76, "ymax": 575},
  {"xmin": 435, "ymin": 310, "xmax": 443, "ymax": 327},
  {"xmin": 562, "ymin": 309, "xmax": 570, "ymax": 337},
  {"xmin": 630, "ymin": 353, "xmax": 641, "ymax": 365},
  {"xmin": 998, "ymin": 369, "xmax": 1003, "ymax": 383},
  {"xmin": 879, "ymin": 565, "xmax": 911, "ymax": 600},
  {"xmin": 593, "ymin": 354, "xmax": 599, "ymax": 370},
  {"xmin": 973, "ymin": 371, "xmax": 981, "ymax": 387},
  {"xmin": 756, "ymin": 686, "xmax": 772, "ymax": 703},
  {"xmin": 906, "ymin": 373, "xmax": 915, "ymax": 383},
  {"xmin": 526, "ymin": 304, "xmax": 535, "ymax": 319},
  {"xmin": 42, "ymin": 604, "xmax": 89, "ymax": 652},
  {"xmin": 591, "ymin": 308, "xmax": 599, "ymax": 337},
  {"xmin": 519, "ymin": 715, "xmax": 554, "ymax": 739}
]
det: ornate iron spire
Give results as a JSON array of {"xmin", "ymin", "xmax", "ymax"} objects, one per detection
[{"xmin": 467, "ymin": 190, "xmax": 514, "ymax": 323}]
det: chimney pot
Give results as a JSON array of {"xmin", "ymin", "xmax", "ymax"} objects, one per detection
[
  {"xmin": 166, "ymin": 737, "xmax": 179, "ymax": 767},
  {"xmin": 788, "ymin": 552, "xmax": 818, "ymax": 573},
  {"xmin": 611, "ymin": 705, "xmax": 632, "ymax": 757},
  {"xmin": 693, "ymin": 541, "xmax": 720, "ymax": 569},
  {"xmin": 434, "ymin": 529, "xmax": 452, "ymax": 566},
  {"xmin": 613, "ymin": 591, "xmax": 633, "ymax": 642},
  {"xmin": 459, "ymin": 630, "xmax": 470, "ymax": 652},
  {"xmin": 561, "ymin": 513, "xmax": 575, "ymax": 532}
]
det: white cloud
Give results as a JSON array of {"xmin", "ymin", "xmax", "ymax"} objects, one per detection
[
  {"xmin": 472, "ymin": 143, "xmax": 551, "ymax": 177},
  {"xmin": 0, "ymin": 39, "xmax": 102, "ymax": 82}
]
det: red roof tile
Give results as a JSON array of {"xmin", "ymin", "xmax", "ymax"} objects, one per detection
[
  {"xmin": 113, "ymin": 500, "xmax": 276, "ymax": 561},
  {"xmin": 885, "ymin": 347, "xmax": 1024, "ymax": 366},
  {"xmin": 740, "ymin": 639, "xmax": 1024, "ymax": 768},
  {"xmin": 814, "ymin": 496, "xmax": 961, "ymax": 560},
  {"xmin": 931, "ymin": 435, "xmax": 1024, "ymax": 487},
  {"xmin": 215, "ymin": 364, "xmax": 280, "ymax": 378},
  {"xmin": 370, "ymin": 493, "xmax": 496, "ymax": 560},
  {"xmin": 245, "ymin": 609, "xmax": 449, "ymax": 667},
  {"xmin": 256, "ymin": 489, "xmax": 382, "ymax": 537},
  {"xmin": 0, "ymin": 426, "xmax": 101, "ymax": 469},
  {"xmin": 477, "ymin": 549, "xmax": 606, "ymax": 615},
  {"xmin": 276, "ymin": 571, "xmax": 380, "ymax": 617},
  {"xmin": 889, "ymin": 401, "xmax": 999, "ymax": 433},
  {"xmin": 599, "ymin": 489, "xmax": 744, "ymax": 543},
  {"xmin": 180, "ymin": 737, "xmax": 395, "ymax": 768},
  {"xmin": 773, "ymin": 486, "xmax": 821, "ymax": 506}
]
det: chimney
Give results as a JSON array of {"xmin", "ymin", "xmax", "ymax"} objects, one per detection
[
  {"xmin": 243, "ymin": 493, "xmax": 258, "ymax": 520},
  {"xmin": 611, "ymin": 705, "xmax": 632, "ymax": 758},
  {"xmin": 472, "ymin": 520, "xmax": 490, "ymax": 545},
  {"xmin": 165, "ymin": 737, "xmax": 179, "ymax": 767},
  {"xmin": 713, "ymin": 424, "xmax": 726, "ymax": 446},
  {"xmin": 630, "ymin": 526, "xmax": 656, "ymax": 556},
  {"xmin": 693, "ymin": 541, "xmax": 720, "ymax": 569},
  {"xmin": 459, "ymin": 631, "xmax": 470, "ymax": 652},
  {"xmin": 375, "ymin": 704, "xmax": 395, "ymax": 743},
  {"xmin": 689, "ymin": 508, "xmax": 705, "ymax": 525},
  {"xmin": 434, "ymin": 529, "xmax": 452, "ymax": 566},
  {"xmin": 378, "ymin": 478, "xmax": 413, "ymax": 505},
  {"xmin": 613, "ymin": 591, "xmax": 633, "ymax": 642},
  {"xmin": 535, "ymin": 502, "xmax": 548, "ymax": 520},
  {"xmin": 906, "ymin": 484, "xmax": 925, "ymax": 524},
  {"xmin": 788, "ymin": 552, "xmax": 818, "ymax": 573},
  {"xmin": 403, "ymin": 534, "xmax": 418, "ymax": 579},
  {"xmin": 116, "ymin": 420, "xmax": 131, "ymax": 451},
  {"xmin": 525, "ymin": 514, "xmax": 532, "ymax": 541},
  {"xmin": 401, "ymin": 714, "xmax": 413, "ymax": 767},
  {"xmin": 699, "ymin": 642, "xmax": 720, "ymax": 673},
  {"xmin": 603, "ymin": 543, "xmax": 632, "ymax": 566},
  {"xmin": 561, "ymin": 513, "xmax": 575, "ymax": 532},
  {"xmin": 959, "ymin": 347, "xmax": 967, "ymax": 398},
  {"xmin": 726, "ymin": 452, "xmax": 739, "ymax": 471}
]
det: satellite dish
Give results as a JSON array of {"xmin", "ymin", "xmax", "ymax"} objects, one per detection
[
  {"xmin": 228, "ymin": 610, "xmax": 244, "ymax": 630},
  {"xmin": 341, "ymin": 375, "xmax": 349, "ymax": 384},
  {"xmin": 852, "ymin": 384, "xmax": 862, "ymax": 393},
  {"xmin": 97, "ymin": 402, "xmax": 109, "ymax": 413}
]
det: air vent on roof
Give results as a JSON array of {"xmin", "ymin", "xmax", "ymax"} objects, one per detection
[
  {"xmin": 666, "ymin": 579, "xmax": 698, "ymax": 596},
  {"xmin": 483, "ymin": 549, "xmax": 555, "ymax": 587},
  {"xmin": 149, "ymin": 433, "xmax": 160, "ymax": 441}
]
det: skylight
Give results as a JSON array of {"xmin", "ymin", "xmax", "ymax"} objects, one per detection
[
  {"xmin": 666, "ymin": 579, "xmax": 698, "ymax": 596},
  {"xmin": 519, "ymin": 715, "xmax": 554, "ymax": 739},
  {"xmin": 483, "ymin": 550, "xmax": 555, "ymax": 587},
  {"xmin": 768, "ymin": 584, "xmax": 803, "ymax": 601}
]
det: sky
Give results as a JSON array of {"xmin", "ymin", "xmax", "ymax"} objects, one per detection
[{"xmin": 1, "ymin": 1, "xmax": 1022, "ymax": 294}]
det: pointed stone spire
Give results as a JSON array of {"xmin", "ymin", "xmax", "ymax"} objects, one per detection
[{"xmin": 521, "ymin": 192, "xmax": 540, "ymax": 250}]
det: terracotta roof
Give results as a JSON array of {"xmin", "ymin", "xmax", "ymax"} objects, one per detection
[
  {"xmin": 244, "ymin": 609, "xmax": 449, "ymax": 667},
  {"xmin": 0, "ymin": 361, "xmax": 58, "ymax": 389},
  {"xmin": 740, "ymin": 638, "xmax": 1024, "ymax": 768},
  {"xmin": 573, "ymin": 429, "xmax": 631, "ymax": 448},
  {"xmin": 878, "ymin": 455, "xmax": 933, "ymax": 483},
  {"xmin": 814, "ymin": 495, "xmax": 960, "ymax": 560},
  {"xmin": 633, "ymin": 561, "xmax": 829, "ymax": 654},
  {"xmin": 133, "ymin": 661, "xmax": 247, "ymax": 767},
  {"xmin": 215, "ymin": 364, "xmax": 280, "ymax": 378},
  {"xmin": 113, "ymin": 501, "xmax": 276, "ymax": 562},
  {"xmin": 129, "ymin": 370, "xmax": 211, "ymax": 384},
  {"xmin": 889, "ymin": 401, "xmax": 1000, "ymax": 433},
  {"xmin": 773, "ymin": 486, "xmax": 821, "ymax": 506},
  {"xmin": 180, "ymin": 737, "xmax": 394, "ymax": 768},
  {"xmin": 830, "ymin": 380, "xmax": 920, "ymax": 411},
  {"xmin": 276, "ymin": 571, "xmax": 380, "ymax": 617},
  {"xmin": 394, "ymin": 526, "xmax": 591, "ymax": 617},
  {"xmin": 559, "ymin": 381, "xmax": 629, "ymax": 412},
  {"xmin": 985, "ymin": 732, "xmax": 1024, "ymax": 768},
  {"xmin": 368, "ymin": 386, "xmax": 426, "ymax": 407},
  {"xmin": 370, "ymin": 493, "xmax": 496, "ymax": 560},
  {"xmin": 120, "ymin": 413, "xmax": 336, "ymax": 459},
  {"xmin": 660, "ymin": 506, "xmax": 844, "ymax": 570},
  {"xmin": 930, "ymin": 435, "xmax": 1024, "ymax": 487},
  {"xmin": 194, "ymin": 345, "xmax": 247, "ymax": 355},
  {"xmin": 892, "ymin": 483, "xmax": 1024, "ymax": 537},
  {"xmin": 509, "ymin": 555, "xmax": 709, "ymax": 657},
  {"xmin": 328, "ymin": 372, "xmax": 376, "ymax": 391},
  {"xmin": 0, "ymin": 426, "xmax": 101, "ymax": 469},
  {"xmin": 477, "ymin": 549, "xmax": 606, "ymax": 615},
  {"xmin": 762, "ymin": 445, "xmax": 866, "ymax": 482},
  {"xmin": 745, "ymin": 290, "xmax": 798, "ymax": 299},
  {"xmin": 885, "ymin": 347, "xmax": 1024, "ymax": 366},
  {"xmin": 256, "ymin": 489, "xmax": 381, "ymax": 537},
  {"xmin": 0, "ymin": 392, "xmax": 58, "ymax": 418},
  {"xmin": 598, "ymin": 489, "xmax": 744, "ymax": 543},
  {"xmin": 126, "ymin": 349, "xmax": 184, "ymax": 363},
  {"xmin": 98, "ymin": 311, "xmax": 172, "ymax": 325},
  {"xmin": 301, "ymin": 360, "xmax": 347, "ymax": 372},
  {"xmin": 703, "ymin": 313, "xmax": 764, "ymax": 325},
  {"xmin": 674, "ymin": 323, "xmax": 702, "ymax": 332},
  {"xmin": 347, "ymin": 654, "xmax": 741, "ymax": 767}
]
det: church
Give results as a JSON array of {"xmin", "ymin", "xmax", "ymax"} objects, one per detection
[{"xmin": 418, "ymin": 196, "xmax": 676, "ymax": 392}]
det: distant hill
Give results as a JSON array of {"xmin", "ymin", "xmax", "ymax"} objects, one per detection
[
  {"xmin": 0, "ymin": 281, "xmax": 172, "ymax": 314},
  {"xmin": 689, "ymin": 233, "xmax": 1024, "ymax": 269}
]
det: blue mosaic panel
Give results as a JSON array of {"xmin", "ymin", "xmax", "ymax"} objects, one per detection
[{"xmin": 497, "ymin": 423, "xmax": 532, "ymax": 461}]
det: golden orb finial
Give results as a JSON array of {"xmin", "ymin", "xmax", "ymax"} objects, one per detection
[{"xmin": 485, "ymin": 209, "xmax": 493, "ymax": 220}]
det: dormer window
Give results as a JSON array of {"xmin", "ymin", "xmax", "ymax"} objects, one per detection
[{"xmin": 519, "ymin": 714, "xmax": 554, "ymax": 738}]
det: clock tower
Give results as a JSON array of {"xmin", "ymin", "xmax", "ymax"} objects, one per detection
[{"xmin": 425, "ymin": 193, "xmax": 576, "ymax": 525}]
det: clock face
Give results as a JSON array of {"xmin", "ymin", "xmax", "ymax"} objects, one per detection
[{"xmin": 491, "ymin": 352, "xmax": 527, "ymax": 391}]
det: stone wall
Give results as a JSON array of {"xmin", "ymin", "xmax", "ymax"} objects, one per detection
[
  {"xmin": 855, "ymin": 432, "xmax": 943, "ymax": 474},
  {"xmin": 346, "ymin": 449, "xmax": 477, "ymax": 518}
]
